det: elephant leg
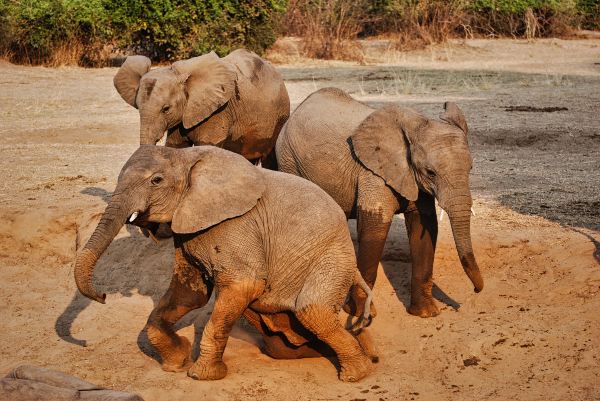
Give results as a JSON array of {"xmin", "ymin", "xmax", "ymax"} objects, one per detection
[
  {"xmin": 296, "ymin": 305, "xmax": 373, "ymax": 382},
  {"xmin": 243, "ymin": 309, "xmax": 331, "ymax": 359},
  {"xmin": 404, "ymin": 193, "xmax": 439, "ymax": 318},
  {"xmin": 188, "ymin": 280, "xmax": 264, "ymax": 381},
  {"xmin": 353, "ymin": 328, "xmax": 379, "ymax": 363},
  {"xmin": 146, "ymin": 250, "xmax": 213, "ymax": 372},
  {"xmin": 345, "ymin": 181, "xmax": 397, "ymax": 317}
]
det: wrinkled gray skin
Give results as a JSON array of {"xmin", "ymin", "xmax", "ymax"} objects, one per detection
[
  {"xmin": 73, "ymin": 145, "xmax": 376, "ymax": 382},
  {"xmin": 114, "ymin": 49, "xmax": 290, "ymax": 165},
  {"xmin": 1, "ymin": 365, "xmax": 143, "ymax": 401},
  {"xmin": 277, "ymin": 88, "xmax": 483, "ymax": 318}
]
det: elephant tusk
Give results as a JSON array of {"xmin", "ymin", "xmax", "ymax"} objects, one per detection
[
  {"xmin": 471, "ymin": 207, "xmax": 476, "ymax": 216},
  {"xmin": 439, "ymin": 209, "xmax": 445, "ymax": 222},
  {"xmin": 129, "ymin": 211, "xmax": 139, "ymax": 222}
]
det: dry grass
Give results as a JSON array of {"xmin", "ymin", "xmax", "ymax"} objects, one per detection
[
  {"xmin": 281, "ymin": 0, "xmax": 584, "ymax": 61},
  {"xmin": 283, "ymin": 0, "xmax": 368, "ymax": 61}
]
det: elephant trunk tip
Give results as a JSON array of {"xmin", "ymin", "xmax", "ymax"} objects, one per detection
[
  {"xmin": 74, "ymin": 248, "xmax": 107, "ymax": 304},
  {"xmin": 460, "ymin": 254, "xmax": 484, "ymax": 293},
  {"xmin": 75, "ymin": 280, "xmax": 107, "ymax": 304}
]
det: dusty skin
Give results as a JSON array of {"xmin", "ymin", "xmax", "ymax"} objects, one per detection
[{"xmin": 0, "ymin": 39, "xmax": 599, "ymax": 400}]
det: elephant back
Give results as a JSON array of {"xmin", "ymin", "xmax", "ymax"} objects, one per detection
[{"xmin": 276, "ymin": 88, "xmax": 373, "ymax": 214}]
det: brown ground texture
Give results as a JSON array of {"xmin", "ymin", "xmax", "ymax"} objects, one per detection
[{"xmin": 0, "ymin": 38, "xmax": 599, "ymax": 400}]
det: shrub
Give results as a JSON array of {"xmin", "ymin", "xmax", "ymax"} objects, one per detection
[
  {"xmin": 0, "ymin": 0, "xmax": 287, "ymax": 65},
  {"xmin": 467, "ymin": 0, "xmax": 579, "ymax": 37},
  {"xmin": 284, "ymin": 0, "xmax": 368, "ymax": 59},
  {"xmin": 0, "ymin": 0, "xmax": 110, "ymax": 65},
  {"xmin": 578, "ymin": 0, "xmax": 600, "ymax": 29}
]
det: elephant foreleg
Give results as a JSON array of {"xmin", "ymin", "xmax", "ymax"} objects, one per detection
[
  {"xmin": 146, "ymin": 250, "xmax": 213, "ymax": 372},
  {"xmin": 188, "ymin": 280, "xmax": 264, "ymax": 381},
  {"xmin": 404, "ymin": 192, "xmax": 439, "ymax": 318},
  {"xmin": 345, "ymin": 180, "xmax": 397, "ymax": 317}
]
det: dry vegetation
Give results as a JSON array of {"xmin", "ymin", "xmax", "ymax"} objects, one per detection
[{"xmin": 281, "ymin": 0, "xmax": 595, "ymax": 61}]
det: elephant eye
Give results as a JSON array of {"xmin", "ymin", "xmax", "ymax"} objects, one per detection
[
  {"xmin": 151, "ymin": 175, "xmax": 163, "ymax": 185},
  {"xmin": 161, "ymin": 105, "xmax": 170, "ymax": 113},
  {"xmin": 425, "ymin": 168, "xmax": 436, "ymax": 178}
]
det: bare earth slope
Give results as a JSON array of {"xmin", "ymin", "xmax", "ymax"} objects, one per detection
[{"xmin": 0, "ymin": 39, "xmax": 598, "ymax": 400}]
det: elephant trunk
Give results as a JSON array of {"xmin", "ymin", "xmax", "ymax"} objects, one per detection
[
  {"xmin": 140, "ymin": 115, "xmax": 167, "ymax": 145},
  {"xmin": 73, "ymin": 196, "xmax": 131, "ymax": 303},
  {"xmin": 443, "ymin": 193, "xmax": 484, "ymax": 293}
]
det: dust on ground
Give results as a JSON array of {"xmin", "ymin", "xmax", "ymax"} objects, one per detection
[{"xmin": 0, "ymin": 39, "xmax": 598, "ymax": 401}]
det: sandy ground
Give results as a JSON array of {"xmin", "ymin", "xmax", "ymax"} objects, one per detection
[{"xmin": 0, "ymin": 39, "xmax": 599, "ymax": 400}]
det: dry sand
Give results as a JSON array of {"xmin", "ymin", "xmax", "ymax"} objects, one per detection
[{"xmin": 0, "ymin": 39, "xmax": 598, "ymax": 400}]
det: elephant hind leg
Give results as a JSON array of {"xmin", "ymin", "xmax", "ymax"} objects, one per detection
[
  {"xmin": 146, "ymin": 250, "xmax": 213, "ymax": 372},
  {"xmin": 243, "ymin": 309, "xmax": 333, "ymax": 359},
  {"xmin": 295, "ymin": 305, "xmax": 373, "ymax": 382}
]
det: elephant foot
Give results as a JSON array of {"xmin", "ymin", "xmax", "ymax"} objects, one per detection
[
  {"xmin": 339, "ymin": 354, "xmax": 373, "ymax": 382},
  {"xmin": 408, "ymin": 297, "xmax": 440, "ymax": 318},
  {"xmin": 187, "ymin": 359, "xmax": 227, "ymax": 381},
  {"xmin": 160, "ymin": 336, "xmax": 193, "ymax": 373},
  {"xmin": 354, "ymin": 329, "xmax": 379, "ymax": 363}
]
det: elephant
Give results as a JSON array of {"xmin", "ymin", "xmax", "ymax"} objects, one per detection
[
  {"xmin": 113, "ymin": 49, "xmax": 290, "ymax": 168},
  {"xmin": 276, "ymin": 88, "xmax": 484, "ymax": 318},
  {"xmin": 73, "ymin": 145, "xmax": 377, "ymax": 382},
  {"xmin": 1, "ymin": 365, "xmax": 143, "ymax": 401}
]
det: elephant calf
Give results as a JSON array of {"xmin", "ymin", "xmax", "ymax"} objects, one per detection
[
  {"xmin": 114, "ymin": 49, "xmax": 290, "ymax": 168},
  {"xmin": 74, "ymin": 145, "xmax": 376, "ymax": 382},
  {"xmin": 277, "ymin": 88, "xmax": 484, "ymax": 318}
]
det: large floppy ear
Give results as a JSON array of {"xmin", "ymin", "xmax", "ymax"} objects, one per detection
[
  {"xmin": 439, "ymin": 101, "xmax": 468, "ymax": 134},
  {"xmin": 172, "ymin": 52, "xmax": 237, "ymax": 129},
  {"xmin": 350, "ymin": 105, "xmax": 426, "ymax": 201},
  {"xmin": 113, "ymin": 55, "xmax": 151, "ymax": 108},
  {"xmin": 172, "ymin": 147, "xmax": 266, "ymax": 234}
]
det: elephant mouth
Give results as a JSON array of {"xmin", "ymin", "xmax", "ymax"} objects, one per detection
[{"xmin": 126, "ymin": 210, "xmax": 149, "ymax": 225}]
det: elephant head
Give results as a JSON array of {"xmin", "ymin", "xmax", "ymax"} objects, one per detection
[
  {"xmin": 113, "ymin": 53, "xmax": 237, "ymax": 145},
  {"xmin": 73, "ymin": 146, "xmax": 265, "ymax": 303},
  {"xmin": 350, "ymin": 102, "xmax": 483, "ymax": 292}
]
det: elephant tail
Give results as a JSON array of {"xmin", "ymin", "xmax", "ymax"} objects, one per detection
[{"xmin": 352, "ymin": 271, "xmax": 374, "ymax": 329}]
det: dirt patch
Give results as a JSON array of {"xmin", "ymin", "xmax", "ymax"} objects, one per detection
[{"xmin": 1, "ymin": 39, "xmax": 599, "ymax": 400}]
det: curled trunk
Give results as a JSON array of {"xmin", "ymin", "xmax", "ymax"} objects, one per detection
[{"xmin": 73, "ymin": 197, "xmax": 130, "ymax": 303}]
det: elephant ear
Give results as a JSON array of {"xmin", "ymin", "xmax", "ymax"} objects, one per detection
[
  {"xmin": 172, "ymin": 147, "xmax": 266, "ymax": 234},
  {"xmin": 350, "ymin": 105, "xmax": 423, "ymax": 202},
  {"xmin": 439, "ymin": 101, "xmax": 468, "ymax": 134},
  {"xmin": 172, "ymin": 52, "xmax": 237, "ymax": 129},
  {"xmin": 113, "ymin": 55, "xmax": 151, "ymax": 108}
]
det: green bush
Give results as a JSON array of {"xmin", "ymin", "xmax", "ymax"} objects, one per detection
[
  {"xmin": 0, "ymin": 0, "xmax": 598, "ymax": 65},
  {"xmin": 0, "ymin": 0, "xmax": 110, "ymax": 64},
  {"xmin": 0, "ymin": 0, "xmax": 287, "ymax": 65},
  {"xmin": 577, "ymin": 0, "xmax": 600, "ymax": 29}
]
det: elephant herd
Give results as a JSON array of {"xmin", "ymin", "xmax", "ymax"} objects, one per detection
[{"xmin": 74, "ymin": 49, "xmax": 484, "ymax": 383}]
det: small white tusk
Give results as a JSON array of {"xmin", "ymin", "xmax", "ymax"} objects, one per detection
[
  {"xmin": 129, "ymin": 211, "xmax": 139, "ymax": 222},
  {"xmin": 439, "ymin": 209, "xmax": 445, "ymax": 222},
  {"xmin": 471, "ymin": 207, "xmax": 476, "ymax": 216}
]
